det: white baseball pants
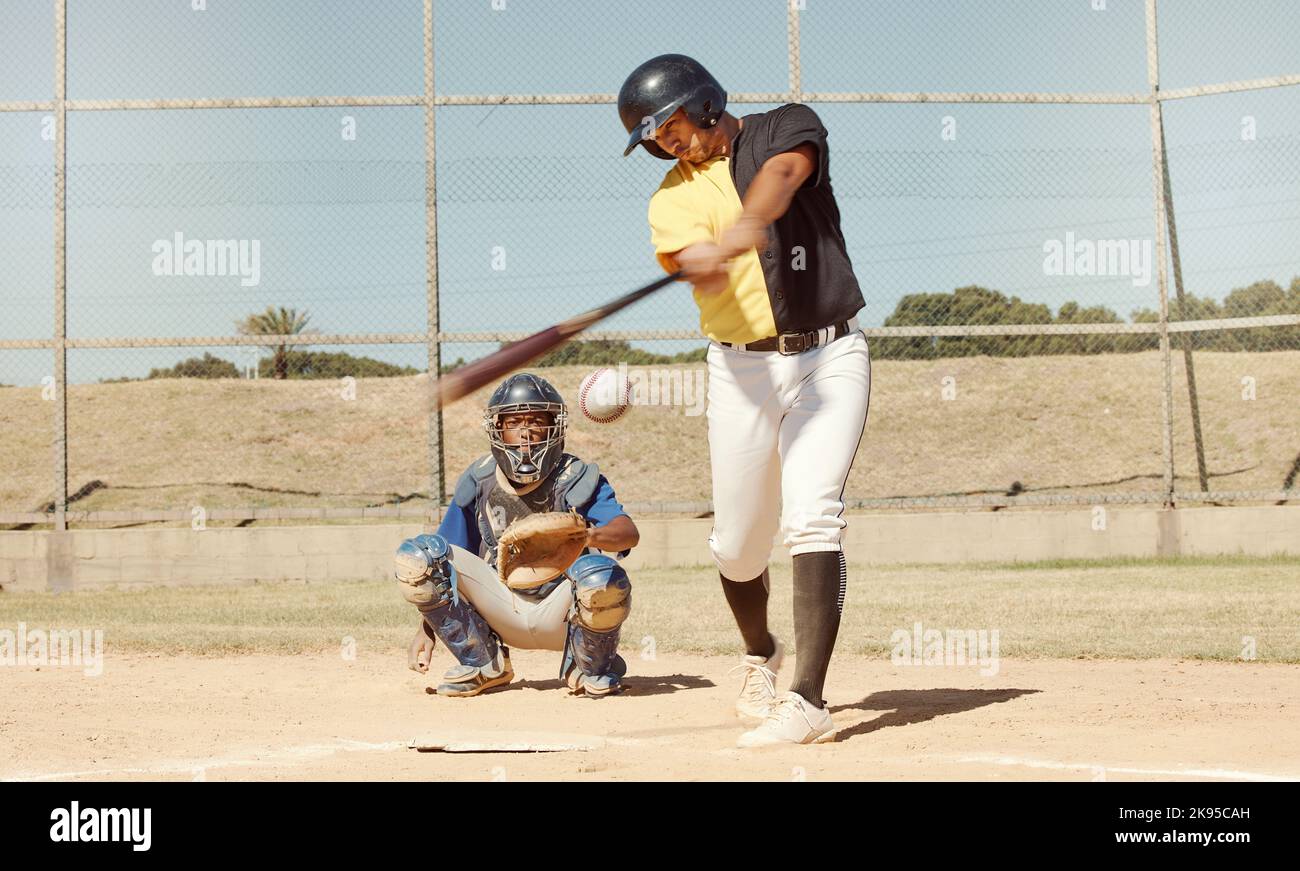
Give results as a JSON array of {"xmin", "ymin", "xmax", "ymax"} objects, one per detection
[
  {"xmin": 705, "ymin": 322, "xmax": 871, "ymax": 581},
  {"xmin": 445, "ymin": 544, "xmax": 572, "ymax": 651}
]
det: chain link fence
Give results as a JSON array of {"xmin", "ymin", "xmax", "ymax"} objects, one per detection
[{"xmin": 1, "ymin": 0, "xmax": 1298, "ymax": 529}]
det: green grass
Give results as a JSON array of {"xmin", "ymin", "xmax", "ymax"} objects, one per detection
[
  {"xmin": 882, "ymin": 553, "xmax": 1300, "ymax": 571},
  {"xmin": 2, "ymin": 555, "xmax": 1297, "ymax": 661}
]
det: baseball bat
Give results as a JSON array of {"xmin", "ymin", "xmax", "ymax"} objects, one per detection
[{"xmin": 427, "ymin": 270, "xmax": 684, "ymax": 411}]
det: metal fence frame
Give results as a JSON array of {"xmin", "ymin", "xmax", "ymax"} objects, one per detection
[{"xmin": 2, "ymin": 0, "xmax": 1298, "ymax": 528}]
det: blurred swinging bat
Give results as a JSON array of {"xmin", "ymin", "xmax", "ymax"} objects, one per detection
[{"xmin": 427, "ymin": 270, "xmax": 684, "ymax": 411}]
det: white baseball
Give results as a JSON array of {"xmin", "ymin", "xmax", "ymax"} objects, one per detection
[{"xmin": 578, "ymin": 367, "xmax": 633, "ymax": 423}]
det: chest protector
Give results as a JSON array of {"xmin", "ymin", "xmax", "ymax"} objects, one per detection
[{"xmin": 452, "ymin": 452, "xmax": 603, "ymax": 571}]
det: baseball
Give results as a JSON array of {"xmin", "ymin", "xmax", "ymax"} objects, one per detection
[{"xmin": 578, "ymin": 367, "xmax": 633, "ymax": 423}]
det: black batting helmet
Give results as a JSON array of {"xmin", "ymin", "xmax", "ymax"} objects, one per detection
[{"xmin": 618, "ymin": 54, "xmax": 727, "ymax": 160}]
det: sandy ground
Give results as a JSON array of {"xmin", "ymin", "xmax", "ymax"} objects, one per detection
[{"xmin": 3, "ymin": 651, "xmax": 1298, "ymax": 782}]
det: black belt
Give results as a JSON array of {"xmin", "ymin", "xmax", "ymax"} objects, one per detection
[{"xmin": 721, "ymin": 320, "xmax": 853, "ymax": 355}]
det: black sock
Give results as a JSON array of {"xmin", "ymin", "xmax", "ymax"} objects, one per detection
[
  {"xmin": 719, "ymin": 569, "xmax": 774, "ymax": 658},
  {"xmin": 788, "ymin": 550, "xmax": 846, "ymax": 709}
]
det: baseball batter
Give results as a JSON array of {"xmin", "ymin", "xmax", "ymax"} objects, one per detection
[
  {"xmin": 619, "ymin": 55, "xmax": 871, "ymax": 746},
  {"xmin": 393, "ymin": 373, "xmax": 640, "ymax": 698}
]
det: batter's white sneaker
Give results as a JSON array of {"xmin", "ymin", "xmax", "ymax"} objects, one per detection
[
  {"xmin": 727, "ymin": 635, "xmax": 784, "ymax": 721},
  {"xmin": 737, "ymin": 691, "xmax": 837, "ymax": 747}
]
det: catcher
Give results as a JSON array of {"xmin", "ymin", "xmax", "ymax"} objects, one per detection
[{"xmin": 393, "ymin": 372, "xmax": 640, "ymax": 698}]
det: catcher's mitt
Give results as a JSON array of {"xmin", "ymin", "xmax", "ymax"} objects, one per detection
[{"xmin": 497, "ymin": 509, "xmax": 590, "ymax": 590}]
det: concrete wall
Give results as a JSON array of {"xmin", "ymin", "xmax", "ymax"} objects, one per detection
[
  {"xmin": 0, "ymin": 523, "xmax": 428, "ymax": 592},
  {"xmin": 2, "ymin": 504, "xmax": 1297, "ymax": 592}
]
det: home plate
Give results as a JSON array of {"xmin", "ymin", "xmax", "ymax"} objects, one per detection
[{"xmin": 409, "ymin": 732, "xmax": 606, "ymax": 753}]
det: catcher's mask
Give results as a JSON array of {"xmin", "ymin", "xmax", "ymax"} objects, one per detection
[{"xmin": 484, "ymin": 373, "xmax": 568, "ymax": 485}]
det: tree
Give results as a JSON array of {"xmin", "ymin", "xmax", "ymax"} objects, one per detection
[
  {"xmin": 1222, "ymin": 279, "xmax": 1294, "ymax": 351},
  {"xmin": 1135, "ymin": 279, "xmax": 1300, "ymax": 351},
  {"xmin": 148, "ymin": 352, "xmax": 241, "ymax": 379},
  {"xmin": 256, "ymin": 349, "xmax": 419, "ymax": 379},
  {"xmin": 503, "ymin": 338, "xmax": 707, "ymax": 367},
  {"xmin": 879, "ymin": 285, "xmax": 1054, "ymax": 359},
  {"xmin": 235, "ymin": 306, "xmax": 315, "ymax": 380}
]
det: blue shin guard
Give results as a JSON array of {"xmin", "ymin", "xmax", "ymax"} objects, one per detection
[
  {"xmin": 395, "ymin": 534, "xmax": 511, "ymax": 696},
  {"xmin": 559, "ymin": 554, "xmax": 632, "ymax": 697}
]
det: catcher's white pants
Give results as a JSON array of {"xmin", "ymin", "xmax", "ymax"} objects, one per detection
[
  {"xmin": 705, "ymin": 324, "xmax": 871, "ymax": 582},
  {"xmin": 446, "ymin": 544, "xmax": 572, "ymax": 651}
]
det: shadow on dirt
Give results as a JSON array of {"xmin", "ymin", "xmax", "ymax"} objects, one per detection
[{"xmin": 830, "ymin": 687, "xmax": 1040, "ymax": 742}]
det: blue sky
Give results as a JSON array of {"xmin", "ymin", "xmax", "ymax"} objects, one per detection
[{"xmin": 1, "ymin": 0, "xmax": 1298, "ymax": 385}]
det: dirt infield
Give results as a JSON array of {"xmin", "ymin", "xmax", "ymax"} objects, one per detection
[{"xmin": 4, "ymin": 651, "xmax": 1297, "ymax": 782}]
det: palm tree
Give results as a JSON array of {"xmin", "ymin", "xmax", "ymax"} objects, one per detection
[{"xmin": 235, "ymin": 306, "xmax": 313, "ymax": 380}]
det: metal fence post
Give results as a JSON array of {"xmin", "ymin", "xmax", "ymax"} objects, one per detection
[
  {"xmin": 423, "ymin": 0, "xmax": 445, "ymax": 526},
  {"xmin": 1145, "ymin": 0, "xmax": 1177, "ymax": 508},
  {"xmin": 787, "ymin": 0, "xmax": 802, "ymax": 104},
  {"xmin": 52, "ymin": 0, "xmax": 69, "ymax": 534},
  {"xmin": 1158, "ymin": 113, "xmax": 1209, "ymax": 493}
]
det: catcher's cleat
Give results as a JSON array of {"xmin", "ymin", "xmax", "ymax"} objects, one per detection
[
  {"xmin": 728, "ymin": 634, "xmax": 784, "ymax": 721},
  {"xmin": 565, "ymin": 653, "xmax": 627, "ymax": 698},
  {"xmin": 436, "ymin": 646, "xmax": 514, "ymax": 698},
  {"xmin": 569, "ymin": 672, "xmax": 620, "ymax": 698},
  {"xmin": 736, "ymin": 690, "xmax": 837, "ymax": 748}
]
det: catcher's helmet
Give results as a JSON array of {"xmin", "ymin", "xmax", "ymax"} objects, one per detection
[
  {"xmin": 484, "ymin": 373, "xmax": 567, "ymax": 485},
  {"xmin": 618, "ymin": 54, "xmax": 727, "ymax": 160}
]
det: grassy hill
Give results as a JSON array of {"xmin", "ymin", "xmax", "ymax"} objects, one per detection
[{"xmin": 1, "ymin": 349, "xmax": 1297, "ymax": 525}]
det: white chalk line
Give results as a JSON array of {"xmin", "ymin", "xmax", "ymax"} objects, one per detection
[
  {"xmin": 948, "ymin": 753, "xmax": 1299, "ymax": 782},
  {"xmin": 3, "ymin": 738, "xmax": 407, "ymax": 782},
  {"xmin": 13, "ymin": 740, "xmax": 1293, "ymax": 783},
  {"xmin": 4, "ymin": 734, "xmax": 651, "ymax": 782}
]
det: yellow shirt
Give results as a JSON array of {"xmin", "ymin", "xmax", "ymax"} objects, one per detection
[{"xmin": 647, "ymin": 156, "xmax": 777, "ymax": 344}]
